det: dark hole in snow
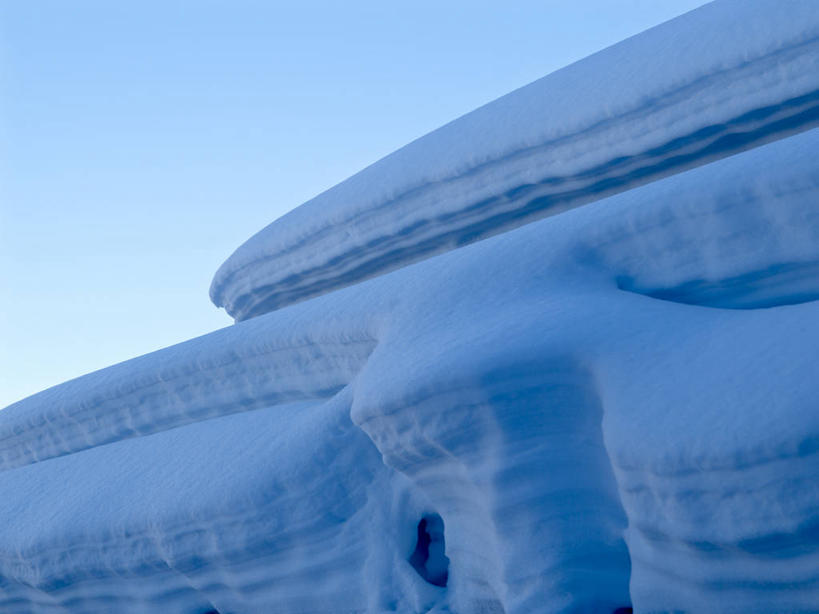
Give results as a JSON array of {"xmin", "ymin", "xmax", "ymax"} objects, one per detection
[
  {"xmin": 408, "ymin": 514, "xmax": 449, "ymax": 587},
  {"xmin": 613, "ymin": 608, "xmax": 633, "ymax": 614}
]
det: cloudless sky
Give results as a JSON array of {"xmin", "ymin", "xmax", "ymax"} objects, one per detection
[{"xmin": 0, "ymin": 0, "xmax": 707, "ymax": 408}]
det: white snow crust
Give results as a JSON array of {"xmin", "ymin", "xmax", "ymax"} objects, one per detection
[
  {"xmin": 210, "ymin": 0, "xmax": 819, "ymax": 321},
  {"xmin": 2, "ymin": 122, "xmax": 818, "ymax": 612}
]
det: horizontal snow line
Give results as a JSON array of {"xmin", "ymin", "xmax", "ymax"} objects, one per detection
[
  {"xmin": 225, "ymin": 86, "xmax": 819, "ymax": 321},
  {"xmin": 212, "ymin": 23, "xmax": 819, "ymax": 319},
  {"xmin": 609, "ymin": 403, "xmax": 819, "ymax": 477},
  {"xmin": 0, "ymin": 533, "xmax": 376, "ymax": 613},
  {"xmin": 626, "ymin": 522, "xmax": 819, "ymax": 575},
  {"xmin": 0, "ymin": 331, "xmax": 377, "ymax": 471},
  {"xmin": 243, "ymin": 51, "xmax": 819, "ymax": 277},
  {"xmin": 0, "ymin": 577, "xmax": 209, "ymax": 614},
  {"xmin": 0, "ymin": 397, "xmax": 386, "ymax": 603},
  {"xmin": 0, "ymin": 511, "xmax": 365, "ymax": 590},
  {"xmin": 237, "ymin": 33, "xmax": 819, "ymax": 269}
]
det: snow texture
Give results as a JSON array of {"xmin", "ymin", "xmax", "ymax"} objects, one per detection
[
  {"xmin": 210, "ymin": 0, "xmax": 819, "ymax": 321},
  {"xmin": 3, "ymin": 125, "xmax": 818, "ymax": 612},
  {"xmin": 2, "ymin": 2, "xmax": 819, "ymax": 613}
]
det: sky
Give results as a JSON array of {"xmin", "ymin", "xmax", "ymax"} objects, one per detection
[{"xmin": 0, "ymin": 0, "xmax": 708, "ymax": 408}]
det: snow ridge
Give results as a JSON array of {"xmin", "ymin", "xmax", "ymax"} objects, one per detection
[
  {"xmin": 210, "ymin": 0, "xmax": 819, "ymax": 321},
  {"xmin": 0, "ymin": 315, "xmax": 377, "ymax": 471}
]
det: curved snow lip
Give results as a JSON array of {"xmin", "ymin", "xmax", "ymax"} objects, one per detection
[
  {"xmin": 617, "ymin": 260, "xmax": 819, "ymax": 309},
  {"xmin": 220, "ymin": 90, "xmax": 819, "ymax": 321},
  {"xmin": 210, "ymin": 0, "xmax": 819, "ymax": 321},
  {"xmin": 0, "ymin": 321, "xmax": 379, "ymax": 472}
]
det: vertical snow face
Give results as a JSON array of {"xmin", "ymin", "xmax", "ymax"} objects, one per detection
[
  {"xmin": 352, "ymin": 334, "xmax": 632, "ymax": 613},
  {"xmin": 596, "ymin": 296, "xmax": 819, "ymax": 614},
  {"xmin": 344, "ymin": 129, "xmax": 819, "ymax": 613},
  {"xmin": 210, "ymin": 0, "xmax": 819, "ymax": 321}
]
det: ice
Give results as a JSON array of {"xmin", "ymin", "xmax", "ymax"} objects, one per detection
[
  {"xmin": 2, "ymin": 123, "xmax": 818, "ymax": 611},
  {"xmin": 210, "ymin": 0, "xmax": 819, "ymax": 321}
]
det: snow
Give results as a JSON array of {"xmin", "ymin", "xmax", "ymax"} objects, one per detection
[
  {"xmin": 3, "ymin": 123, "xmax": 818, "ymax": 611},
  {"xmin": 210, "ymin": 0, "xmax": 819, "ymax": 321},
  {"xmin": 2, "ymin": 2, "xmax": 819, "ymax": 612}
]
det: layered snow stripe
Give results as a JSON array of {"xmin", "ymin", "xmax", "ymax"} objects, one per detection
[
  {"xmin": 0, "ymin": 396, "xmax": 439, "ymax": 613},
  {"xmin": 2, "ymin": 126, "xmax": 818, "ymax": 612},
  {"xmin": 0, "ymin": 311, "xmax": 378, "ymax": 471},
  {"xmin": 211, "ymin": 0, "xmax": 819, "ymax": 321},
  {"xmin": 598, "ymin": 299, "xmax": 819, "ymax": 613}
]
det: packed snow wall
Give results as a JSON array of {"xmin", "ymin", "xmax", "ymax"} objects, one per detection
[{"xmin": 2, "ymin": 2, "xmax": 818, "ymax": 613}]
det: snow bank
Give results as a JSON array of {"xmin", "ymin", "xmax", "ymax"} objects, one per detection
[
  {"xmin": 210, "ymin": 0, "xmax": 819, "ymax": 321},
  {"xmin": 2, "ymin": 125, "xmax": 817, "ymax": 612},
  {"xmin": 0, "ymin": 309, "xmax": 378, "ymax": 471}
]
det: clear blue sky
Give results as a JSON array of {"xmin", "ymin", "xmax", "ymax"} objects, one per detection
[{"xmin": 0, "ymin": 0, "xmax": 707, "ymax": 408}]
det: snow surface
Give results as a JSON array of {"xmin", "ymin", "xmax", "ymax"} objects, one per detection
[
  {"xmin": 2, "ymin": 121, "xmax": 818, "ymax": 612},
  {"xmin": 210, "ymin": 0, "xmax": 819, "ymax": 321},
  {"xmin": 3, "ymin": 1, "xmax": 819, "ymax": 612}
]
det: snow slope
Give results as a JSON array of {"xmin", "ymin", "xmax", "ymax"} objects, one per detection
[
  {"xmin": 2, "ymin": 123, "xmax": 818, "ymax": 612},
  {"xmin": 210, "ymin": 0, "xmax": 819, "ymax": 321}
]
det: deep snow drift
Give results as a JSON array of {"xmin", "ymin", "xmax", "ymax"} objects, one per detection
[
  {"xmin": 211, "ymin": 0, "xmax": 819, "ymax": 321},
  {"xmin": 2, "ymin": 2, "xmax": 818, "ymax": 613}
]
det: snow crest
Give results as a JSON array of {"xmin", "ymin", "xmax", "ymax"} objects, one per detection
[{"xmin": 210, "ymin": 0, "xmax": 819, "ymax": 321}]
